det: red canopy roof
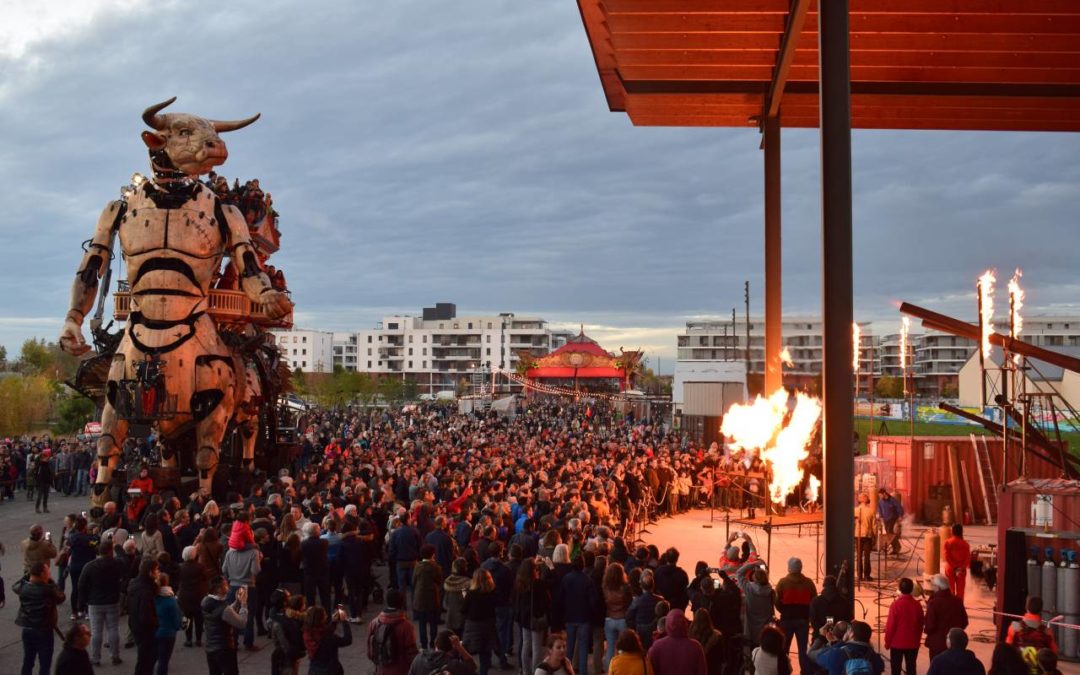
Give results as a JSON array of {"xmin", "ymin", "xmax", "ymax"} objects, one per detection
[{"xmin": 577, "ymin": 0, "xmax": 1080, "ymax": 132}]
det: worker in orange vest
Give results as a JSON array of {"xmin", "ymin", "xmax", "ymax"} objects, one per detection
[{"xmin": 943, "ymin": 523, "xmax": 971, "ymax": 599}]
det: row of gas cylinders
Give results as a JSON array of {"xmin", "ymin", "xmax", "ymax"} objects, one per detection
[
  {"xmin": 922, "ymin": 528, "xmax": 1079, "ymax": 659},
  {"xmin": 1026, "ymin": 547, "xmax": 1079, "ymax": 659}
]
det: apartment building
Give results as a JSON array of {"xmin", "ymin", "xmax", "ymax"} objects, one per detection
[
  {"xmin": 272, "ymin": 328, "xmax": 335, "ymax": 373},
  {"xmin": 676, "ymin": 318, "xmax": 874, "ymax": 390},
  {"xmin": 331, "ymin": 303, "xmax": 573, "ymax": 395},
  {"xmin": 679, "ymin": 315, "xmax": 1080, "ymax": 399}
]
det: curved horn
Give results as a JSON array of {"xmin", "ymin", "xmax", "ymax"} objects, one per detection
[
  {"xmin": 142, "ymin": 96, "xmax": 177, "ymax": 130},
  {"xmin": 211, "ymin": 113, "xmax": 261, "ymax": 133}
]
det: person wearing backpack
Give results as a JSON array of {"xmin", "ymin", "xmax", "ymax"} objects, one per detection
[
  {"xmin": 810, "ymin": 620, "xmax": 884, "ymax": 675},
  {"xmin": 1005, "ymin": 596, "xmax": 1058, "ymax": 660},
  {"xmin": 368, "ymin": 588, "xmax": 419, "ymax": 675}
]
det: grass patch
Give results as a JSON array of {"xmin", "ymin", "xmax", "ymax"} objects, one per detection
[{"xmin": 855, "ymin": 417, "xmax": 1080, "ymax": 459}]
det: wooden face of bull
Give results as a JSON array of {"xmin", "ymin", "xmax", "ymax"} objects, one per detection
[{"xmin": 141, "ymin": 97, "xmax": 260, "ymax": 177}]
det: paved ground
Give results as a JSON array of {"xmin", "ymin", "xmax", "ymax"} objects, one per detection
[
  {"xmin": 0, "ymin": 494, "xmax": 1057, "ymax": 674},
  {"xmin": 0, "ymin": 491, "xmax": 391, "ymax": 674},
  {"xmin": 645, "ymin": 507, "xmax": 1006, "ymax": 675}
]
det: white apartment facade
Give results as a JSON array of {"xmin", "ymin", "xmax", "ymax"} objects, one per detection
[
  {"xmin": 677, "ymin": 317, "xmax": 874, "ymax": 389},
  {"xmin": 332, "ymin": 303, "xmax": 573, "ymax": 395},
  {"xmin": 272, "ymin": 328, "xmax": 335, "ymax": 373},
  {"xmin": 679, "ymin": 315, "xmax": 1080, "ymax": 398}
]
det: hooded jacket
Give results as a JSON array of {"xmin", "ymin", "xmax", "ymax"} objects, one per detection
[
  {"xmin": 743, "ymin": 580, "xmax": 776, "ymax": 642},
  {"xmin": 366, "ymin": 609, "xmax": 418, "ymax": 675},
  {"xmin": 809, "ymin": 585, "xmax": 853, "ymax": 633},
  {"xmin": 646, "ymin": 610, "xmax": 708, "ymax": 675},
  {"xmin": 443, "ymin": 574, "xmax": 472, "ymax": 631}
]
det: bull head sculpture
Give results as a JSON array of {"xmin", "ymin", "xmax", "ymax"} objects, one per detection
[{"xmin": 141, "ymin": 97, "xmax": 260, "ymax": 177}]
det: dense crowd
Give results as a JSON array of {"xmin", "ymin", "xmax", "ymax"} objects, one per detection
[{"xmin": 1, "ymin": 400, "xmax": 1070, "ymax": 675}]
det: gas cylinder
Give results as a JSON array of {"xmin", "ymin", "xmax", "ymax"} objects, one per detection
[
  {"xmin": 925, "ymin": 528, "xmax": 941, "ymax": 578},
  {"xmin": 1026, "ymin": 547, "xmax": 1041, "ymax": 602},
  {"xmin": 1063, "ymin": 550, "xmax": 1079, "ymax": 659},
  {"xmin": 939, "ymin": 524, "xmax": 951, "ymax": 569},
  {"xmin": 1041, "ymin": 548, "xmax": 1058, "ymax": 644},
  {"xmin": 1057, "ymin": 552, "xmax": 1069, "ymax": 653}
]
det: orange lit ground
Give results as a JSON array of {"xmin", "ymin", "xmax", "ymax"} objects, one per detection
[{"xmin": 643, "ymin": 508, "xmax": 1004, "ymax": 674}]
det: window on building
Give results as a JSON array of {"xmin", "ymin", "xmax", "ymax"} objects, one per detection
[
  {"xmin": 388, "ymin": 322, "xmax": 399, "ymax": 330},
  {"xmin": 422, "ymin": 335, "xmax": 427, "ymax": 343},
  {"xmin": 292, "ymin": 337, "xmax": 298, "ymax": 343},
  {"xmin": 453, "ymin": 323, "xmax": 459, "ymax": 329},
  {"xmin": 408, "ymin": 348, "xmax": 413, "ymax": 355},
  {"xmin": 302, "ymin": 349, "xmax": 307, "ymax": 355},
  {"xmin": 423, "ymin": 361, "xmax": 427, "ymax": 368},
  {"xmin": 367, "ymin": 335, "xmax": 372, "ymax": 343},
  {"xmin": 367, "ymin": 361, "xmax": 372, "ymax": 368},
  {"xmin": 467, "ymin": 322, "xmax": 473, "ymax": 329},
  {"xmin": 486, "ymin": 348, "xmax": 491, "ymax": 355},
  {"xmin": 302, "ymin": 336, "xmax": 307, "ymax": 343},
  {"xmin": 292, "ymin": 349, "xmax": 296, "ymax": 355},
  {"xmin": 378, "ymin": 361, "xmax": 382, "ymax": 366},
  {"xmin": 302, "ymin": 361, "xmax": 306, "ymax": 368},
  {"xmin": 487, "ymin": 322, "xmax": 492, "ymax": 329},
  {"xmin": 408, "ymin": 335, "xmax": 413, "ymax": 343},
  {"xmin": 486, "ymin": 335, "xmax": 491, "ymax": 343},
  {"xmin": 409, "ymin": 361, "xmax": 413, "ymax": 368}
]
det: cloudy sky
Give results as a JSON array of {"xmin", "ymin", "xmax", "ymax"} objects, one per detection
[{"xmin": 2, "ymin": 1, "xmax": 1078, "ymax": 371}]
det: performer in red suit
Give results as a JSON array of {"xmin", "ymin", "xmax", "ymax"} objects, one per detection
[{"xmin": 943, "ymin": 523, "xmax": 971, "ymax": 599}]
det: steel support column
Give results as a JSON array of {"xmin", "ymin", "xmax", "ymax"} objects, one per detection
[
  {"xmin": 819, "ymin": 0, "xmax": 855, "ymax": 593},
  {"xmin": 763, "ymin": 116, "xmax": 782, "ymax": 394}
]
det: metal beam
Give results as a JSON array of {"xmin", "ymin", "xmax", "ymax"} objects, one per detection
[
  {"xmin": 622, "ymin": 78, "xmax": 1080, "ymax": 99},
  {"xmin": 766, "ymin": 0, "xmax": 812, "ymax": 119},
  {"xmin": 818, "ymin": 0, "xmax": 855, "ymax": 596},
  {"xmin": 763, "ymin": 115, "xmax": 783, "ymax": 394}
]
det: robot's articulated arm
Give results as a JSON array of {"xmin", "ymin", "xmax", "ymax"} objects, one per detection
[
  {"xmin": 220, "ymin": 202, "xmax": 293, "ymax": 319},
  {"xmin": 60, "ymin": 201, "xmax": 125, "ymax": 355}
]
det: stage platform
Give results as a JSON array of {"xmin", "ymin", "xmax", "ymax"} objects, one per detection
[
  {"xmin": 642, "ymin": 508, "xmax": 1003, "ymax": 675},
  {"xmin": 730, "ymin": 511, "xmax": 823, "ymax": 532}
]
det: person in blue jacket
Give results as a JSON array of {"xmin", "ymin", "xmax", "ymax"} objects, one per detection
[
  {"xmin": 809, "ymin": 620, "xmax": 885, "ymax": 675},
  {"xmin": 154, "ymin": 572, "xmax": 183, "ymax": 675}
]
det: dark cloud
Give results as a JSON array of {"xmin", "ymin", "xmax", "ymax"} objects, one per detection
[{"xmin": 2, "ymin": 1, "xmax": 1078, "ymax": 366}]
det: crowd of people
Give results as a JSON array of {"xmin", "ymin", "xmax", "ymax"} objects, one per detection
[{"xmin": 2, "ymin": 400, "xmax": 1072, "ymax": 675}]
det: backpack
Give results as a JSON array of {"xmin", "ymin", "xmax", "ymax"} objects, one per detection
[
  {"xmin": 841, "ymin": 646, "xmax": 874, "ymax": 675},
  {"xmin": 369, "ymin": 620, "xmax": 398, "ymax": 666},
  {"xmin": 1014, "ymin": 625, "xmax": 1053, "ymax": 675}
]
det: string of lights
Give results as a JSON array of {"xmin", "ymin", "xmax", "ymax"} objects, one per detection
[{"xmin": 492, "ymin": 367, "xmax": 637, "ymax": 401}]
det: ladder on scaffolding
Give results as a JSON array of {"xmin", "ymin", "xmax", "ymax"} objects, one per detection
[{"xmin": 971, "ymin": 434, "xmax": 998, "ymax": 524}]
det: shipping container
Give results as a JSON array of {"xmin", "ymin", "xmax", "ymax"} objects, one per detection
[
  {"xmin": 995, "ymin": 479, "xmax": 1080, "ymax": 647},
  {"xmin": 866, "ymin": 435, "xmax": 1068, "ymax": 524}
]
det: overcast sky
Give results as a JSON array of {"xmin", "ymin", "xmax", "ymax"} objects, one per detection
[{"xmin": 2, "ymin": 1, "xmax": 1078, "ymax": 371}]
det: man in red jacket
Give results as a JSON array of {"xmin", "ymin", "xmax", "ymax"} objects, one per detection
[{"xmin": 885, "ymin": 577, "xmax": 925, "ymax": 675}]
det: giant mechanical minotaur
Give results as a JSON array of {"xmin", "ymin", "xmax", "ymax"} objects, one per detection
[{"xmin": 59, "ymin": 98, "xmax": 293, "ymax": 505}]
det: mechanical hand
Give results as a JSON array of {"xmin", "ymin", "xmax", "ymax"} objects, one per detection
[
  {"xmin": 59, "ymin": 318, "xmax": 91, "ymax": 356},
  {"xmin": 261, "ymin": 289, "xmax": 293, "ymax": 319}
]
